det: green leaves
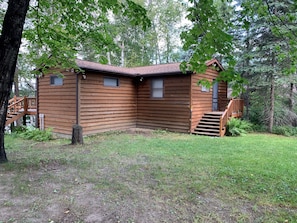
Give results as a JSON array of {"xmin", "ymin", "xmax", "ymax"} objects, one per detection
[
  {"xmin": 122, "ymin": 0, "xmax": 151, "ymax": 31},
  {"xmin": 181, "ymin": 0, "xmax": 239, "ymax": 84},
  {"xmin": 23, "ymin": 0, "xmax": 150, "ymax": 71},
  {"xmin": 226, "ymin": 117, "xmax": 253, "ymax": 136}
]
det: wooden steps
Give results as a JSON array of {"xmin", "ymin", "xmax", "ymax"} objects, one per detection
[
  {"xmin": 193, "ymin": 112, "xmax": 223, "ymax": 137},
  {"xmin": 193, "ymin": 99, "xmax": 244, "ymax": 137},
  {"xmin": 5, "ymin": 111, "xmax": 26, "ymax": 126}
]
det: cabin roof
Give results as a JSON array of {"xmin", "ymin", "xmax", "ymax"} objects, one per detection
[{"xmin": 75, "ymin": 58, "xmax": 223, "ymax": 77}]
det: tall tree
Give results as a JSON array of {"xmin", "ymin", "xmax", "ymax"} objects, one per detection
[
  {"xmin": 0, "ymin": 0, "xmax": 30, "ymax": 163},
  {"xmin": 91, "ymin": 0, "xmax": 186, "ymax": 67},
  {"xmin": 235, "ymin": 0, "xmax": 297, "ymax": 131},
  {"xmin": 0, "ymin": 0, "xmax": 150, "ymax": 163}
]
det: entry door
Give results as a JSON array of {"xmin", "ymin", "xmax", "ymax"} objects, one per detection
[{"xmin": 212, "ymin": 81, "xmax": 219, "ymax": 111}]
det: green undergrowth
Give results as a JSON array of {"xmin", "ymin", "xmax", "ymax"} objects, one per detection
[
  {"xmin": 2, "ymin": 132, "xmax": 297, "ymax": 222},
  {"xmin": 272, "ymin": 125, "xmax": 297, "ymax": 137},
  {"xmin": 226, "ymin": 117, "xmax": 253, "ymax": 136},
  {"xmin": 10, "ymin": 126, "xmax": 53, "ymax": 141}
]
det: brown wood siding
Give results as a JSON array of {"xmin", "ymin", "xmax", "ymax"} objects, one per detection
[
  {"xmin": 38, "ymin": 71, "xmax": 76, "ymax": 135},
  {"xmin": 190, "ymin": 68, "xmax": 228, "ymax": 132},
  {"xmin": 80, "ymin": 73, "xmax": 137, "ymax": 135},
  {"xmin": 137, "ymin": 75, "xmax": 191, "ymax": 133}
]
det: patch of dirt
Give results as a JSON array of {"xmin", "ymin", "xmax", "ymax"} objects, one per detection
[
  {"xmin": 0, "ymin": 167, "xmax": 272, "ymax": 223},
  {"xmin": 125, "ymin": 128, "xmax": 155, "ymax": 136}
]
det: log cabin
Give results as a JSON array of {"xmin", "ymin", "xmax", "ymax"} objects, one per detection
[{"xmin": 36, "ymin": 59, "xmax": 243, "ymax": 137}]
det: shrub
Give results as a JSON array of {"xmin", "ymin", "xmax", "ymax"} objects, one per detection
[
  {"xmin": 251, "ymin": 124, "xmax": 267, "ymax": 133},
  {"xmin": 18, "ymin": 126, "xmax": 53, "ymax": 141},
  {"xmin": 12, "ymin": 125, "xmax": 27, "ymax": 134},
  {"xmin": 272, "ymin": 126, "xmax": 297, "ymax": 137},
  {"xmin": 226, "ymin": 118, "xmax": 253, "ymax": 136}
]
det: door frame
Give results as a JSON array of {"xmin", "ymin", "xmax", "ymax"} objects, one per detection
[{"xmin": 212, "ymin": 81, "xmax": 219, "ymax": 111}]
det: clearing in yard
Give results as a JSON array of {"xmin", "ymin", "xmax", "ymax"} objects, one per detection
[{"xmin": 0, "ymin": 130, "xmax": 297, "ymax": 223}]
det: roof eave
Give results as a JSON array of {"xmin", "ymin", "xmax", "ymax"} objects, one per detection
[
  {"xmin": 138, "ymin": 71, "xmax": 192, "ymax": 77},
  {"xmin": 205, "ymin": 59, "xmax": 224, "ymax": 71},
  {"xmin": 80, "ymin": 67, "xmax": 136, "ymax": 77}
]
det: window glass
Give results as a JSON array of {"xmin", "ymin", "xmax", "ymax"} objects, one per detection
[
  {"xmin": 152, "ymin": 79, "xmax": 163, "ymax": 98},
  {"xmin": 201, "ymin": 85, "xmax": 210, "ymax": 92},
  {"xmin": 50, "ymin": 75, "xmax": 63, "ymax": 86},
  {"xmin": 104, "ymin": 77, "xmax": 119, "ymax": 87}
]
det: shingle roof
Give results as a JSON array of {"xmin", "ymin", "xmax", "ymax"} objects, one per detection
[
  {"xmin": 131, "ymin": 63, "xmax": 185, "ymax": 76},
  {"xmin": 75, "ymin": 58, "xmax": 223, "ymax": 77},
  {"xmin": 76, "ymin": 59, "xmax": 133, "ymax": 76}
]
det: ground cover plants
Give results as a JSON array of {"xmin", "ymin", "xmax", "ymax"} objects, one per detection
[
  {"xmin": 11, "ymin": 126, "xmax": 53, "ymax": 142},
  {"xmin": 1, "ymin": 130, "xmax": 297, "ymax": 222}
]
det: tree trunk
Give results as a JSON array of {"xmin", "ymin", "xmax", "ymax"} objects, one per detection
[
  {"xmin": 268, "ymin": 76, "xmax": 275, "ymax": 133},
  {"xmin": 71, "ymin": 124, "xmax": 83, "ymax": 145},
  {"xmin": 0, "ymin": 102, "xmax": 8, "ymax": 162},
  {"xmin": 120, "ymin": 41, "xmax": 125, "ymax": 67},
  {"xmin": 14, "ymin": 67, "xmax": 23, "ymax": 127},
  {"xmin": 244, "ymin": 30, "xmax": 251, "ymax": 120},
  {"xmin": 14, "ymin": 67, "xmax": 20, "ymax": 97},
  {"xmin": 0, "ymin": 0, "xmax": 30, "ymax": 163},
  {"xmin": 289, "ymin": 82, "xmax": 294, "ymax": 112}
]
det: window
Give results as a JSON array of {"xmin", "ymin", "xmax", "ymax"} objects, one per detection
[
  {"xmin": 104, "ymin": 77, "xmax": 119, "ymax": 87},
  {"xmin": 201, "ymin": 85, "xmax": 210, "ymax": 92},
  {"xmin": 151, "ymin": 79, "xmax": 163, "ymax": 98},
  {"xmin": 50, "ymin": 75, "xmax": 63, "ymax": 86}
]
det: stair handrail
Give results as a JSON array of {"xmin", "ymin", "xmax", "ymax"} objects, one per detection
[
  {"xmin": 219, "ymin": 98, "xmax": 244, "ymax": 137},
  {"xmin": 7, "ymin": 96, "xmax": 26, "ymax": 114},
  {"xmin": 7, "ymin": 96, "xmax": 37, "ymax": 113}
]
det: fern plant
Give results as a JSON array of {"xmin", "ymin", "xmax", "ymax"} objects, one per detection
[
  {"xmin": 226, "ymin": 118, "xmax": 252, "ymax": 136},
  {"xmin": 18, "ymin": 126, "xmax": 53, "ymax": 141}
]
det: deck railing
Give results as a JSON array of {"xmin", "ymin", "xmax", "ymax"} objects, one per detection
[
  {"xmin": 7, "ymin": 96, "xmax": 37, "ymax": 115},
  {"xmin": 8, "ymin": 96, "xmax": 24, "ymax": 114},
  {"xmin": 219, "ymin": 98, "xmax": 244, "ymax": 137}
]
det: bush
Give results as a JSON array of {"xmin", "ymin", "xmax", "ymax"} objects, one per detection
[
  {"xmin": 12, "ymin": 125, "xmax": 27, "ymax": 134},
  {"xmin": 18, "ymin": 126, "xmax": 53, "ymax": 141},
  {"xmin": 272, "ymin": 126, "xmax": 297, "ymax": 137},
  {"xmin": 226, "ymin": 118, "xmax": 253, "ymax": 136},
  {"xmin": 251, "ymin": 124, "xmax": 267, "ymax": 133}
]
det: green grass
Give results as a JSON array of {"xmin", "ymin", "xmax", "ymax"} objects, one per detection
[{"xmin": 1, "ymin": 131, "xmax": 297, "ymax": 222}]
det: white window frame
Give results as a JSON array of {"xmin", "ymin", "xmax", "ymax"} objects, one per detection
[{"xmin": 151, "ymin": 79, "xmax": 164, "ymax": 98}]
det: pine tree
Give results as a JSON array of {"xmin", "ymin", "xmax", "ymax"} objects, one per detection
[{"xmin": 236, "ymin": 0, "xmax": 297, "ymax": 131}]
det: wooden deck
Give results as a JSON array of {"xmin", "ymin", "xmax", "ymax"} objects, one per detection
[{"xmin": 6, "ymin": 96, "xmax": 37, "ymax": 126}]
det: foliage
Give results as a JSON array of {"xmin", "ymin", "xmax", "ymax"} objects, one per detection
[
  {"xmin": 181, "ymin": 0, "xmax": 297, "ymax": 101},
  {"xmin": 226, "ymin": 117, "xmax": 253, "ymax": 136},
  {"xmin": 180, "ymin": 0, "xmax": 245, "ymax": 96},
  {"xmin": 251, "ymin": 124, "xmax": 268, "ymax": 133},
  {"xmin": 272, "ymin": 126, "xmax": 297, "ymax": 137},
  {"xmin": 79, "ymin": 0, "xmax": 186, "ymax": 67},
  {"xmin": 23, "ymin": 0, "xmax": 151, "ymax": 74},
  {"xmin": 15, "ymin": 126, "xmax": 53, "ymax": 141},
  {"xmin": 11, "ymin": 125, "xmax": 27, "ymax": 134},
  {"xmin": 233, "ymin": 0, "xmax": 297, "ymax": 131}
]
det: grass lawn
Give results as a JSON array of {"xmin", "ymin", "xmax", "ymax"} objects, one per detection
[{"xmin": 1, "ymin": 131, "xmax": 297, "ymax": 222}]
